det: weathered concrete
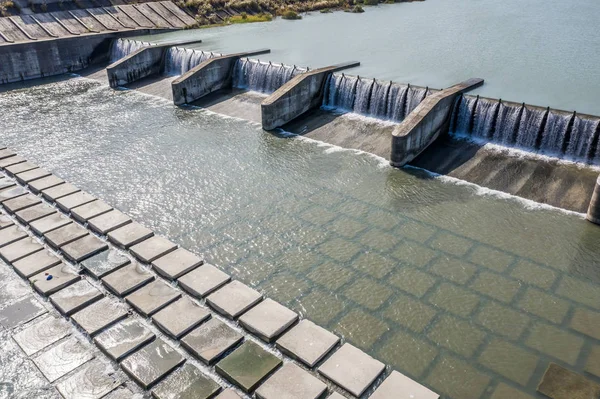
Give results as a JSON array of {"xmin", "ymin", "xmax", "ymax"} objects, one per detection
[
  {"xmin": 125, "ymin": 279, "xmax": 181, "ymax": 317},
  {"xmin": 3, "ymin": 193, "xmax": 41, "ymax": 213},
  {"xmin": 130, "ymin": 235, "xmax": 177, "ymax": 263},
  {"xmin": 390, "ymin": 78, "xmax": 484, "ymax": 167},
  {"xmin": 80, "ymin": 248, "xmax": 131, "ymax": 279},
  {"xmin": 71, "ymin": 297, "xmax": 129, "ymax": 335},
  {"xmin": 94, "ymin": 319, "xmax": 155, "ymax": 361},
  {"xmin": 15, "ymin": 167, "xmax": 51, "ymax": 184},
  {"xmin": 0, "ymin": 295, "xmax": 47, "ymax": 329},
  {"xmin": 152, "ymin": 297, "xmax": 210, "ymax": 338},
  {"xmin": 44, "ymin": 222, "xmax": 89, "ymax": 248},
  {"xmin": 49, "ymin": 279, "xmax": 103, "ymax": 315},
  {"xmin": 121, "ymin": 338, "xmax": 185, "ymax": 389},
  {"xmin": 88, "ymin": 209, "xmax": 132, "ymax": 235},
  {"xmin": 538, "ymin": 363, "xmax": 600, "ymax": 399},
  {"xmin": 12, "ymin": 316, "xmax": 71, "ymax": 356},
  {"xmin": 61, "ymin": 234, "xmax": 108, "ymax": 262},
  {"xmin": 107, "ymin": 221, "xmax": 154, "ymax": 248},
  {"xmin": 152, "ymin": 247, "xmax": 203, "ymax": 280},
  {"xmin": 206, "ymin": 280, "xmax": 263, "ymax": 319},
  {"xmin": 181, "ymin": 318, "xmax": 243, "ymax": 364},
  {"xmin": 30, "ymin": 263, "xmax": 80, "ymax": 296},
  {"xmin": 102, "ymin": 261, "xmax": 154, "ymax": 296},
  {"xmin": 42, "ymin": 182, "xmax": 80, "ymax": 202},
  {"xmin": 5, "ymin": 161, "xmax": 37, "ymax": 175},
  {"xmin": 239, "ymin": 298, "xmax": 298, "ymax": 343},
  {"xmin": 261, "ymin": 62, "xmax": 360, "ymax": 130},
  {"xmin": 56, "ymin": 361, "xmax": 121, "ymax": 399},
  {"xmin": 587, "ymin": 176, "xmax": 600, "ymax": 225},
  {"xmin": 370, "ymin": 371, "xmax": 439, "ymax": 399},
  {"xmin": 178, "ymin": 263, "xmax": 230, "ymax": 297},
  {"xmin": 71, "ymin": 199, "xmax": 113, "ymax": 222},
  {"xmin": 28, "ymin": 174, "xmax": 64, "ymax": 193},
  {"xmin": 0, "ymin": 225, "xmax": 28, "ymax": 247},
  {"xmin": 255, "ymin": 363, "xmax": 328, "ymax": 399},
  {"xmin": 32, "ymin": 337, "xmax": 94, "ymax": 382},
  {"xmin": 276, "ymin": 319, "xmax": 340, "ymax": 368},
  {"xmin": 56, "ymin": 191, "xmax": 96, "ymax": 212},
  {"xmin": 171, "ymin": 49, "xmax": 271, "ymax": 106},
  {"xmin": 152, "ymin": 363, "xmax": 221, "ymax": 399},
  {"xmin": 0, "ymin": 236, "xmax": 44, "ymax": 262},
  {"xmin": 12, "ymin": 249, "xmax": 61, "ymax": 278}
]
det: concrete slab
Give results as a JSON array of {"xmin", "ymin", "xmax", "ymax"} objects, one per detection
[
  {"xmin": 0, "ymin": 186, "xmax": 28, "ymax": 202},
  {"xmin": 71, "ymin": 297, "xmax": 129, "ymax": 336},
  {"xmin": 0, "ymin": 296, "xmax": 47, "ymax": 329},
  {"xmin": 276, "ymin": 319, "xmax": 340, "ymax": 368},
  {"xmin": 0, "ymin": 149, "xmax": 13, "ymax": 159},
  {"xmin": 0, "ymin": 225, "xmax": 28, "ymax": 247},
  {"xmin": 371, "ymin": 371, "xmax": 439, "ymax": 399},
  {"xmin": 56, "ymin": 191, "xmax": 97, "ymax": 212},
  {"xmin": 181, "ymin": 318, "xmax": 243, "ymax": 365},
  {"xmin": 94, "ymin": 319, "xmax": 155, "ymax": 361},
  {"xmin": 318, "ymin": 343, "xmax": 385, "ymax": 397},
  {"xmin": 30, "ymin": 213, "xmax": 72, "ymax": 235},
  {"xmin": 33, "ymin": 337, "xmax": 94, "ymax": 382},
  {"xmin": 121, "ymin": 338, "xmax": 185, "ymax": 389},
  {"xmin": 239, "ymin": 298, "xmax": 298, "ymax": 342},
  {"xmin": 125, "ymin": 279, "xmax": 181, "ymax": 317},
  {"xmin": 61, "ymin": 234, "xmax": 108, "ymax": 262},
  {"xmin": 30, "ymin": 263, "xmax": 81, "ymax": 296},
  {"xmin": 538, "ymin": 363, "xmax": 600, "ymax": 399},
  {"xmin": 16, "ymin": 168, "xmax": 51, "ymax": 184},
  {"xmin": 216, "ymin": 341, "xmax": 282, "ymax": 393},
  {"xmin": 5, "ymin": 161, "xmax": 37, "ymax": 175},
  {"xmin": 328, "ymin": 393, "xmax": 346, "ymax": 399},
  {"xmin": 104, "ymin": 387, "xmax": 136, "ymax": 399},
  {"xmin": 108, "ymin": 222, "xmax": 154, "ymax": 248},
  {"xmin": 102, "ymin": 262, "xmax": 154, "ymax": 296},
  {"xmin": 0, "ymin": 236, "xmax": 44, "ymax": 262},
  {"xmin": 15, "ymin": 203, "xmax": 56, "ymax": 224},
  {"xmin": 3, "ymin": 193, "xmax": 41, "ymax": 213},
  {"xmin": 56, "ymin": 360, "xmax": 121, "ymax": 399},
  {"xmin": 0, "ymin": 213, "xmax": 14, "ymax": 229},
  {"xmin": 71, "ymin": 200, "xmax": 113, "ymax": 222},
  {"xmin": 49, "ymin": 279, "xmax": 103, "ymax": 315},
  {"xmin": 216, "ymin": 390, "xmax": 243, "ymax": 399},
  {"xmin": 0, "ymin": 155, "xmax": 26, "ymax": 168},
  {"xmin": 0, "ymin": 177, "xmax": 15, "ymax": 190},
  {"xmin": 28, "ymin": 175, "xmax": 64, "ymax": 194},
  {"xmin": 88, "ymin": 209, "xmax": 132, "ymax": 235},
  {"xmin": 152, "ymin": 363, "xmax": 221, "ymax": 399},
  {"xmin": 178, "ymin": 263, "xmax": 230, "ymax": 297},
  {"xmin": 81, "ymin": 248, "xmax": 131, "ymax": 279},
  {"xmin": 45, "ymin": 222, "xmax": 89, "ymax": 249},
  {"xmin": 255, "ymin": 363, "xmax": 328, "ymax": 399},
  {"xmin": 130, "ymin": 235, "xmax": 177, "ymax": 263},
  {"xmin": 42, "ymin": 182, "xmax": 80, "ymax": 202},
  {"xmin": 12, "ymin": 249, "xmax": 61, "ymax": 278},
  {"xmin": 207, "ymin": 280, "xmax": 263, "ymax": 319},
  {"xmin": 152, "ymin": 297, "xmax": 210, "ymax": 338},
  {"xmin": 12, "ymin": 316, "xmax": 71, "ymax": 356},
  {"xmin": 152, "ymin": 247, "xmax": 203, "ymax": 280}
]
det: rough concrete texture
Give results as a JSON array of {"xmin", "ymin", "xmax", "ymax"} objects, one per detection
[
  {"xmin": 108, "ymin": 222, "xmax": 154, "ymax": 248},
  {"xmin": 88, "ymin": 209, "xmax": 132, "ymax": 235},
  {"xmin": 370, "ymin": 371, "xmax": 439, "ymax": 399},
  {"xmin": 81, "ymin": 248, "xmax": 131, "ymax": 279},
  {"xmin": 61, "ymin": 234, "xmax": 108, "ymax": 262},
  {"xmin": 15, "ymin": 203, "xmax": 56, "ymax": 224},
  {"xmin": 102, "ymin": 261, "xmax": 154, "ymax": 296},
  {"xmin": 121, "ymin": 338, "xmax": 185, "ymax": 389},
  {"xmin": 3, "ymin": 193, "xmax": 41, "ymax": 212},
  {"xmin": 0, "ymin": 212, "xmax": 13, "ymax": 229},
  {"xmin": 152, "ymin": 297, "xmax": 210, "ymax": 338},
  {"xmin": 0, "ymin": 155, "xmax": 26, "ymax": 168},
  {"xmin": 537, "ymin": 363, "xmax": 600, "ymax": 399},
  {"xmin": 181, "ymin": 318, "xmax": 243, "ymax": 364},
  {"xmin": 94, "ymin": 319, "xmax": 155, "ymax": 361},
  {"xmin": 71, "ymin": 199, "xmax": 113, "ymax": 222},
  {"xmin": 276, "ymin": 319, "xmax": 340, "ymax": 368},
  {"xmin": 29, "ymin": 213, "xmax": 71, "ymax": 235},
  {"xmin": 12, "ymin": 316, "xmax": 71, "ymax": 356},
  {"xmin": 239, "ymin": 298, "xmax": 298, "ymax": 342},
  {"xmin": 0, "ymin": 186, "xmax": 28, "ymax": 202},
  {"xmin": 28, "ymin": 175, "xmax": 64, "ymax": 193},
  {"xmin": 152, "ymin": 363, "xmax": 221, "ymax": 399},
  {"xmin": 0, "ymin": 225, "xmax": 27, "ymax": 247},
  {"xmin": 15, "ymin": 167, "xmax": 51, "ymax": 184},
  {"xmin": 49, "ymin": 279, "xmax": 103, "ymax": 315},
  {"xmin": 44, "ymin": 222, "xmax": 89, "ymax": 248},
  {"xmin": 152, "ymin": 247, "xmax": 203, "ymax": 280},
  {"xmin": 12, "ymin": 249, "xmax": 61, "ymax": 278},
  {"xmin": 0, "ymin": 295, "xmax": 46, "ymax": 328},
  {"xmin": 178, "ymin": 263, "xmax": 230, "ymax": 297},
  {"xmin": 0, "ymin": 236, "xmax": 44, "ymax": 262},
  {"xmin": 5, "ymin": 161, "xmax": 36, "ymax": 175},
  {"xmin": 30, "ymin": 262, "xmax": 80, "ymax": 296},
  {"xmin": 256, "ymin": 363, "xmax": 328, "ymax": 399},
  {"xmin": 32, "ymin": 337, "xmax": 94, "ymax": 382},
  {"xmin": 587, "ymin": 175, "xmax": 600, "ymax": 224},
  {"xmin": 130, "ymin": 235, "xmax": 177, "ymax": 263},
  {"xmin": 56, "ymin": 360, "xmax": 121, "ymax": 399},
  {"xmin": 125, "ymin": 279, "xmax": 181, "ymax": 317},
  {"xmin": 107, "ymin": 45, "xmax": 166, "ymax": 88},
  {"xmin": 71, "ymin": 297, "xmax": 129, "ymax": 336},
  {"xmin": 207, "ymin": 280, "xmax": 263, "ymax": 319},
  {"xmin": 42, "ymin": 182, "xmax": 80, "ymax": 202},
  {"xmin": 0, "ymin": 178, "xmax": 15, "ymax": 191},
  {"xmin": 56, "ymin": 191, "xmax": 96, "ymax": 212}
]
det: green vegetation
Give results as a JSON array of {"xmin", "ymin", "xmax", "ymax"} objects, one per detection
[
  {"xmin": 0, "ymin": 0, "xmax": 14, "ymax": 16},
  {"xmin": 281, "ymin": 9, "xmax": 301, "ymax": 19},
  {"xmin": 229, "ymin": 12, "xmax": 273, "ymax": 23},
  {"xmin": 346, "ymin": 4, "xmax": 364, "ymax": 12},
  {"xmin": 362, "ymin": 0, "xmax": 378, "ymax": 5}
]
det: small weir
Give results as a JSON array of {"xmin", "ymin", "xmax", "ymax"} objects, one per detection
[
  {"xmin": 232, "ymin": 59, "xmax": 306, "ymax": 94},
  {"xmin": 109, "ymin": 39, "xmax": 155, "ymax": 64},
  {"xmin": 163, "ymin": 47, "xmax": 222, "ymax": 76}
]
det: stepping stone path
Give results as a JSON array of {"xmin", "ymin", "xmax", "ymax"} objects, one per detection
[
  {"xmin": 3, "ymin": 193, "xmax": 41, "ymax": 212},
  {"xmin": 12, "ymin": 250, "xmax": 61, "ymax": 278},
  {"xmin": 102, "ymin": 261, "xmax": 154, "ymax": 296},
  {"xmin": 56, "ymin": 191, "xmax": 96, "ymax": 212},
  {"xmin": 61, "ymin": 234, "xmax": 108, "ymax": 262},
  {"xmin": 71, "ymin": 297, "xmax": 129, "ymax": 336},
  {"xmin": 32, "ymin": 337, "xmax": 94, "ymax": 382},
  {"xmin": 88, "ymin": 209, "xmax": 132, "ymax": 235},
  {"xmin": 30, "ymin": 213, "xmax": 71, "ymax": 235},
  {"xmin": 152, "ymin": 363, "xmax": 221, "ymax": 399},
  {"xmin": 276, "ymin": 319, "xmax": 340, "ymax": 368},
  {"xmin": 49, "ymin": 279, "xmax": 103, "ymax": 315},
  {"xmin": 178, "ymin": 263, "xmax": 230, "ymax": 297},
  {"xmin": 55, "ymin": 360, "xmax": 122, "ymax": 399},
  {"xmin": 30, "ymin": 263, "xmax": 80, "ymax": 296},
  {"xmin": 255, "ymin": 363, "xmax": 328, "ymax": 399},
  {"xmin": 125, "ymin": 279, "xmax": 181, "ymax": 317},
  {"xmin": 207, "ymin": 280, "xmax": 263, "ymax": 319},
  {"xmin": 15, "ymin": 203, "xmax": 56, "ymax": 223},
  {"xmin": 181, "ymin": 318, "xmax": 244, "ymax": 364},
  {"xmin": 0, "ymin": 236, "xmax": 44, "ymax": 262},
  {"xmin": 121, "ymin": 338, "xmax": 185, "ymax": 389},
  {"xmin": 71, "ymin": 199, "xmax": 113, "ymax": 222},
  {"xmin": 0, "ymin": 225, "xmax": 27, "ymax": 247},
  {"xmin": 45, "ymin": 222, "xmax": 89, "ymax": 249},
  {"xmin": 42, "ymin": 182, "xmax": 80, "ymax": 202},
  {"xmin": 130, "ymin": 235, "xmax": 177, "ymax": 263},
  {"xmin": 370, "ymin": 371, "xmax": 439, "ymax": 399},
  {"xmin": 108, "ymin": 222, "xmax": 154, "ymax": 248},
  {"xmin": 152, "ymin": 296, "xmax": 210, "ymax": 338},
  {"xmin": 28, "ymin": 175, "xmax": 64, "ymax": 193},
  {"xmin": 152, "ymin": 247, "xmax": 203, "ymax": 279},
  {"xmin": 16, "ymin": 167, "xmax": 51, "ymax": 184},
  {"xmin": 12, "ymin": 316, "xmax": 71, "ymax": 356},
  {"xmin": 81, "ymin": 248, "xmax": 131, "ymax": 279},
  {"xmin": 94, "ymin": 319, "xmax": 155, "ymax": 361},
  {"xmin": 239, "ymin": 298, "xmax": 298, "ymax": 342}
]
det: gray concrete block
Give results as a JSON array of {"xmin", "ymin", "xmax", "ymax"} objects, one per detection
[
  {"xmin": 0, "ymin": 225, "xmax": 28, "ymax": 247},
  {"xmin": 49, "ymin": 279, "xmax": 103, "ymax": 315},
  {"xmin": 121, "ymin": 338, "xmax": 185, "ymax": 389},
  {"xmin": 239, "ymin": 299, "xmax": 298, "ymax": 343},
  {"xmin": 206, "ymin": 280, "xmax": 262, "ymax": 319},
  {"xmin": 16, "ymin": 168, "xmax": 51, "ymax": 184},
  {"xmin": 178, "ymin": 263, "xmax": 230, "ymax": 297},
  {"xmin": 276, "ymin": 320, "xmax": 340, "ymax": 368},
  {"xmin": 0, "ymin": 178, "xmax": 15, "ymax": 190},
  {"xmin": 103, "ymin": 387, "xmax": 135, "ymax": 399},
  {"xmin": 94, "ymin": 319, "xmax": 155, "ymax": 361},
  {"xmin": 3, "ymin": 194, "xmax": 41, "ymax": 213},
  {"xmin": 5, "ymin": 161, "xmax": 37, "ymax": 175},
  {"xmin": 33, "ymin": 337, "xmax": 94, "ymax": 382},
  {"xmin": 42, "ymin": 182, "xmax": 80, "ymax": 202},
  {"xmin": 216, "ymin": 341, "xmax": 282, "ymax": 393},
  {"xmin": 108, "ymin": 222, "xmax": 154, "ymax": 249},
  {"xmin": 0, "ymin": 296, "xmax": 47, "ymax": 329},
  {"xmin": 30, "ymin": 213, "xmax": 72, "ymax": 235},
  {"xmin": 28, "ymin": 175, "xmax": 64, "ymax": 194},
  {"xmin": 30, "ymin": 263, "xmax": 81, "ymax": 296},
  {"xmin": 56, "ymin": 191, "xmax": 96, "ymax": 212},
  {"xmin": 12, "ymin": 250, "xmax": 61, "ymax": 278},
  {"xmin": 61, "ymin": 234, "xmax": 108, "ymax": 263},
  {"xmin": 125, "ymin": 280, "xmax": 181, "ymax": 317},
  {"xmin": 152, "ymin": 363, "xmax": 221, "ymax": 399},
  {"xmin": 88, "ymin": 209, "xmax": 132, "ymax": 235},
  {"xmin": 0, "ymin": 186, "xmax": 28, "ymax": 202},
  {"xmin": 0, "ymin": 149, "xmax": 14, "ymax": 159},
  {"xmin": 56, "ymin": 360, "xmax": 121, "ymax": 399},
  {"xmin": 130, "ymin": 235, "xmax": 177, "ymax": 263},
  {"xmin": 0, "ymin": 213, "xmax": 14, "ymax": 229},
  {"xmin": 215, "ymin": 390, "xmax": 243, "ymax": 399},
  {"xmin": 71, "ymin": 200, "xmax": 113, "ymax": 222},
  {"xmin": 81, "ymin": 248, "xmax": 131, "ymax": 279},
  {"xmin": 255, "ymin": 363, "xmax": 328, "ymax": 399},
  {"xmin": 102, "ymin": 262, "xmax": 154, "ymax": 296},
  {"xmin": 370, "ymin": 371, "xmax": 439, "ymax": 399},
  {"xmin": 45, "ymin": 222, "xmax": 89, "ymax": 249},
  {"xmin": 152, "ymin": 297, "xmax": 210, "ymax": 338},
  {"xmin": 181, "ymin": 318, "xmax": 243, "ymax": 365},
  {"xmin": 0, "ymin": 236, "xmax": 44, "ymax": 263},
  {"xmin": 15, "ymin": 203, "xmax": 56, "ymax": 224},
  {"xmin": 152, "ymin": 247, "xmax": 203, "ymax": 280},
  {"xmin": 71, "ymin": 297, "xmax": 129, "ymax": 336},
  {"xmin": 0, "ymin": 155, "xmax": 26, "ymax": 168},
  {"xmin": 12, "ymin": 316, "xmax": 71, "ymax": 356},
  {"xmin": 318, "ymin": 344, "xmax": 385, "ymax": 397}
]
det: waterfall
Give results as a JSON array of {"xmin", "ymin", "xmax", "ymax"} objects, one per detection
[
  {"xmin": 492, "ymin": 103, "xmax": 522, "ymax": 144},
  {"xmin": 515, "ymin": 107, "xmax": 546, "ymax": 149},
  {"xmin": 386, "ymin": 84, "xmax": 409, "ymax": 121},
  {"xmin": 324, "ymin": 74, "xmax": 358, "ymax": 111},
  {"xmin": 232, "ymin": 59, "xmax": 306, "ymax": 94},
  {"xmin": 472, "ymin": 98, "xmax": 499, "ymax": 139},
  {"xmin": 405, "ymin": 87, "xmax": 428, "ymax": 116},
  {"xmin": 452, "ymin": 95, "xmax": 477, "ymax": 135},
  {"xmin": 567, "ymin": 116, "xmax": 600, "ymax": 159},
  {"xmin": 368, "ymin": 81, "xmax": 391, "ymax": 119},
  {"xmin": 163, "ymin": 47, "xmax": 222, "ymax": 76},
  {"xmin": 109, "ymin": 39, "xmax": 153, "ymax": 63}
]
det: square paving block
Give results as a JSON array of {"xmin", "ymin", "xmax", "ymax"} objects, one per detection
[
  {"xmin": 318, "ymin": 343, "xmax": 385, "ymax": 397},
  {"xmin": 12, "ymin": 250, "xmax": 61, "ymax": 278},
  {"xmin": 45, "ymin": 222, "xmax": 89, "ymax": 249},
  {"xmin": 56, "ymin": 360, "xmax": 122, "ymax": 399},
  {"xmin": 538, "ymin": 363, "xmax": 600, "ymax": 399},
  {"xmin": 33, "ymin": 337, "xmax": 94, "ymax": 382},
  {"xmin": 125, "ymin": 280, "xmax": 181, "ymax": 317},
  {"xmin": 30, "ymin": 263, "xmax": 81, "ymax": 296},
  {"xmin": 255, "ymin": 363, "xmax": 328, "ymax": 399},
  {"xmin": 206, "ymin": 280, "xmax": 263, "ymax": 319},
  {"xmin": 152, "ymin": 363, "xmax": 221, "ymax": 399},
  {"xmin": 61, "ymin": 234, "xmax": 108, "ymax": 263},
  {"xmin": 49, "ymin": 279, "xmax": 103, "ymax": 315},
  {"xmin": 28, "ymin": 175, "xmax": 64, "ymax": 194},
  {"xmin": 88, "ymin": 209, "xmax": 132, "ymax": 235},
  {"xmin": 130, "ymin": 235, "xmax": 178, "ymax": 264},
  {"xmin": 16, "ymin": 168, "xmax": 51, "ymax": 184},
  {"xmin": 0, "ymin": 296, "xmax": 47, "ymax": 329},
  {"xmin": 181, "ymin": 318, "xmax": 243, "ymax": 364},
  {"xmin": 152, "ymin": 247, "xmax": 203, "ymax": 280},
  {"xmin": 0, "ymin": 178, "xmax": 15, "ymax": 190},
  {"xmin": 371, "ymin": 371, "xmax": 439, "ymax": 399},
  {"xmin": 216, "ymin": 341, "xmax": 282, "ymax": 393},
  {"xmin": 178, "ymin": 263, "xmax": 230, "ymax": 297},
  {"xmin": 3, "ymin": 194, "xmax": 41, "ymax": 213},
  {"xmin": 0, "ymin": 186, "xmax": 28, "ymax": 202},
  {"xmin": 56, "ymin": 191, "xmax": 97, "ymax": 212},
  {"xmin": 239, "ymin": 298, "xmax": 298, "ymax": 342},
  {"xmin": 0, "ymin": 148, "xmax": 13, "ymax": 158},
  {"xmin": 15, "ymin": 203, "xmax": 56, "ymax": 224},
  {"xmin": 108, "ymin": 222, "xmax": 154, "ymax": 249},
  {"xmin": 94, "ymin": 319, "xmax": 156, "ymax": 361},
  {"xmin": 0, "ymin": 225, "xmax": 28, "ymax": 247},
  {"xmin": 215, "ymin": 390, "xmax": 243, "ymax": 399},
  {"xmin": 102, "ymin": 262, "xmax": 154, "ymax": 296},
  {"xmin": 12, "ymin": 316, "xmax": 71, "ymax": 356},
  {"xmin": 276, "ymin": 319, "xmax": 340, "ymax": 368},
  {"xmin": 0, "ymin": 236, "xmax": 44, "ymax": 263},
  {"xmin": 0, "ymin": 212, "xmax": 14, "ymax": 229},
  {"xmin": 72, "ymin": 297, "xmax": 129, "ymax": 336},
  {"xmin": 71, "ymin": 200, "xmax": 113, "ymax": 222},
  {"xmin": 152, "ymin": 297, "xmax": 210, "ymax": 338},
  {"xmin": 0, "ymin": 155, "xmax": 26, "ymax": 168},
  {"xmin": 5, "ymin": 161, "xmax": 37, "ymax": 175},
  {"xmin": 81, "ymin": 248, "xmax": 131, "ymax": 279},
  {"xmin": 42, "ymin": 182, "xmax": 80, "ymax": 202},
  {"xmin": 121, "ymin": 338, "xmax": 185, "ymax": 389},
  {"xmin": 30, "ymin": 213, "xmax": 72, "ymax": 235},
  {"xmin": 104, "ymin": 387, "xmax": 135, "ymax": 399}
]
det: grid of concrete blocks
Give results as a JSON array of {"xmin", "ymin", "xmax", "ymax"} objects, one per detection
[{"xmin": 0, "ymin": 146, "xmax": 439, "ymax": 399}]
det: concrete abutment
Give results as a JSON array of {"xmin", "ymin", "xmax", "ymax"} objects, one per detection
[{"xmin": 587, "ymin": 176, "xmax": 600, "ymax": 225}]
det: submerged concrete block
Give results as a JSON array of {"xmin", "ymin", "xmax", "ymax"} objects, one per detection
[
  {"xmin": 538, "ymin": 363, "xmax": 600, "ymax": 399},
  {"xmin": 56, "ymin": 360, "xmax": 121, "ymax": 399},
  {"xmin": 587, "ymin": 175, "xmax": 600, "ymax": 225},
  {"xmin": 49, "ymin": 279, "xmax": 103, "ymax": 315},
  {"xmin": 152, "ymin": 363, "xmax": 221, "ymax": 399},
  {"xmin": 94, "ymin": 319, "xmax": 155, "ymax": 361},
  {"xmin": 181, "ymin": 318, "xmax": 243, "ymax": 364},
  {"xmin": 121, "ymin": 338, "xmax": 185, "ymax": 389},
  {"xmin": 81, "ymin": 248, "xmax": 131, "ymax": 279},
  {"xmin": 0, "ymin": 296, "xmax": 47, "ymax": 329},
  {"xmin": 32, "ymin": 337, "xmax": 94, "ymax": 382},
  {"xmin": 12, "ymin": 316, "xmax": 71, "ymax": 356},
  {"xmin": 71, "ymin": 297, "xmax": 129, "ymax": 336}
]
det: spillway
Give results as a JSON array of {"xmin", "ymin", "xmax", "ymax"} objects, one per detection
[
  {"xmin": 232, "ymin": 59, "xmax": 306, "ymax": 94},
  {"xmin": 109, "ymin": 39, "xmax": 155, "ymax": 64},
  {"xmin": 163, "ymin": 47, "xmax": 222, "ymax": 76}
]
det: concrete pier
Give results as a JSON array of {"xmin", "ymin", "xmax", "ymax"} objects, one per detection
[
  {"xmin": 171, "ymin": 49, "xmax": 271, "ymax": 106},
  {"xmin": 261, "ymin": 61, "xmax": 360, "ymax": 130},
  {"xmin": 587, "ymin": 176, "xmax": 600, "ymax": 224}
]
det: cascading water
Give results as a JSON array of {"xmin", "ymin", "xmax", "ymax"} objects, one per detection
[
  {"xmin": 163, "ymin": 47, "xmax": 222, "ymax": 76},
  {"xmin": 232, "ymin": 59, "xmax": 306, "ymax": 94},
  {"xmin": 109, "ymin": 39, "xmax": 154, "ymax": 63},
  {"xmin": 404, "ymin": 87, "xmax": 428, "ymax": 116}
]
